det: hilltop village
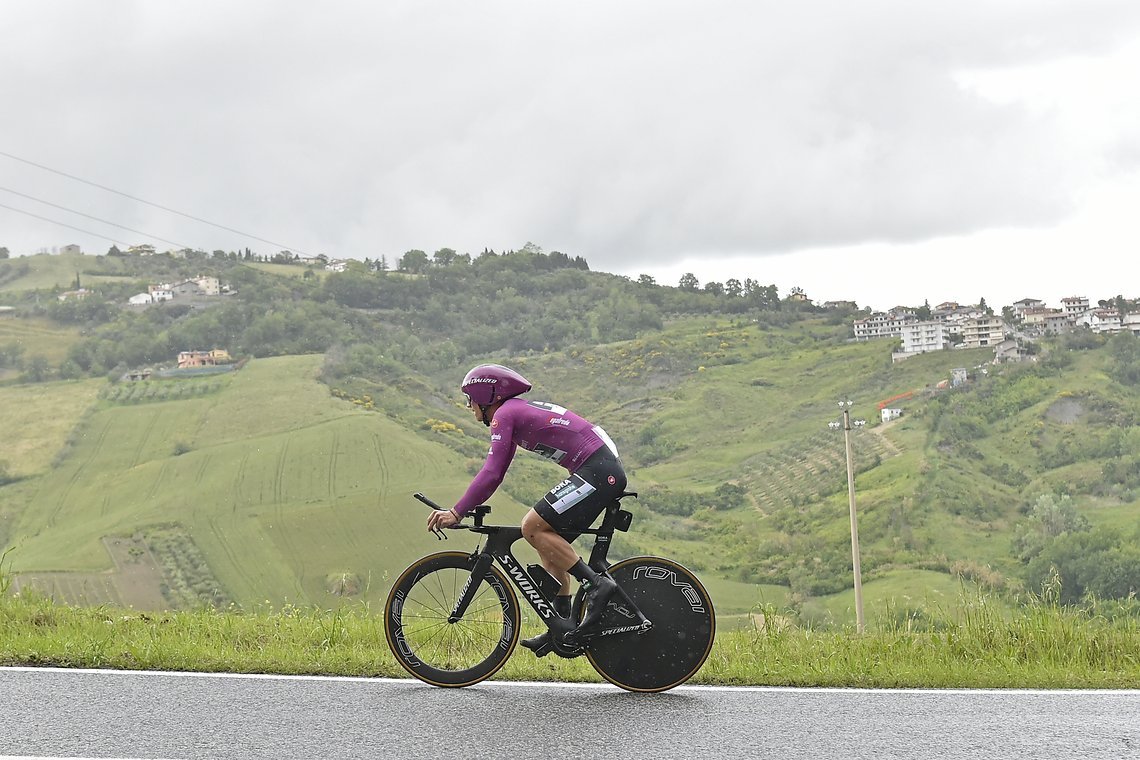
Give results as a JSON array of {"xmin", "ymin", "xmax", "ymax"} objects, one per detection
[{"xmin": 849, "ymin": 295, "xmax": 1140, "ymax": 364}]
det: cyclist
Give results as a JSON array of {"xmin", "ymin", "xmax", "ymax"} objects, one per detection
[{"xmin": 425, "ymin": 363, "xmax": 626, "ymax": 656}]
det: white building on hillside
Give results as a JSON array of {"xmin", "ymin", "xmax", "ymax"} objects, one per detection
[
  {"xmin": 1062, "ymin": 296, "xmax": 1090, "ymax": 316},
  {"xmin": 894, "ymin": 321, "xmax": 948, "ymax": 362},
  {"xmin": 881, "ymin": 407, "xmax": 903, "ymax": 423},
  {"xmin": 1011, "ymin": 298, "xmax": 1046, "ymax": 319},
  {"xmin": 854, "ymin": 310, "xmax": 917, "ymax": 340},
  {"xmin": 1078, "ymin": 308, "xmax": 1122, "ymax": 334}
]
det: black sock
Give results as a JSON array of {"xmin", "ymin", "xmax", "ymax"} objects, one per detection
[
  {"xmin": 554, "ymin": 595, "xmax": 572, "ymax": 618},
  {"xmin": 568, "ymin": 558, "xmax": 599, "ymax": 585}
]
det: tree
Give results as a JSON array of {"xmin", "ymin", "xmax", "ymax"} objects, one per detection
[
  {"xmin": 704, "ymin": 281, "xmax": 725, "ymax": 296},
  {"xmin": 0, "ymin": 246, "xmax": 9, "ymax": 259},
  {"xmin": 1107, "ymin": 331, "xmax": 1140, "ymax": 386},
  {"xmin": 398, "ymin": 250, "xmax": 430, "ymax": 273},
  {"xmin": 712, "ymin": 482, "xmax": 748, "ymax": 510},
  {"xmin": 1012, "ymin": 493, "xmax": 1090, "ymax": 563},
  {"xmin": 678, "ymin": 272, "xmax": 699, "ymax": 292},
  {"xmin": 637, "ymin": 274, "xmax": 657, "ymax": 287},
  {"xmin": 22, "ymin": 355, "xmax": 52, "ymax": 382},
  {"xmin": 433, "ymin": 248, "xmax": 457, "ymax": 267},
  {"xmin": 725, "ymin": 278, "xmax": 743, "ymax": 298}
]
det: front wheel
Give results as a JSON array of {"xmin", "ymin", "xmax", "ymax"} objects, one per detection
[
  {"xmin": 584, "ymin": 556, "xmax": 716, "ymax": 692},
  {"xmin": 385, "ymin": 551, "xmax": 520, "ymax": 687}
]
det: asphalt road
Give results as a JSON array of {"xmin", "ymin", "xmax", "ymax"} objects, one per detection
[{"xmin": 2, "ymin": 668, "xmax": 1139, "ymax": 760}]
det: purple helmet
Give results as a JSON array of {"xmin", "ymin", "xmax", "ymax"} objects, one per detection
[{"xmin": 461, "ymin": 364, "xmax": 531, "ymax": 408}]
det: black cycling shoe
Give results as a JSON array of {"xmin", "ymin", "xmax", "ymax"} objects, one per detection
[
  {"xmin": 520, "ymin": 631, "xmax": 554, "ymax": 658},
  {"xmin": 576, "ymin": 575, "xmax": 617, "ymax": 631}
]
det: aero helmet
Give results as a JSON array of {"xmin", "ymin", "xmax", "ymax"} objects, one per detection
[{"xmin": 461, "ymin": 364, "xmax": 532, "ymax": 410}]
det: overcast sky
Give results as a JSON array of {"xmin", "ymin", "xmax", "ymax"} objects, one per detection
[{"xmin": 2, "ymin": 1, "xmax": 1139, "ymax": 311}]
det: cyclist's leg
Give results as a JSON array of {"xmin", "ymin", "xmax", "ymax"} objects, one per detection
[
  {"xmin": 525, "ymin": 448, "xmax": 627, "ymax": 586},
  {"xmin": 520, "ymin": 509, "xmax": 576, "ymax": 594},
  {"xmin": 529, "ymin": 450, "xmax": 627, "ymax": 633}
]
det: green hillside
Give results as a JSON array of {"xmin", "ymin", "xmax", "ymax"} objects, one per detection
[
  {"xmin": 0, "ymin": 251, "xmax": 135, "ymax": 292},
  {"xmin": 2, "ymin": 251, "xmax": 1138, "ymax": 625},
  {"xmin": 4, "ymin": 356, "xmax": 532, "ymax": 609}
]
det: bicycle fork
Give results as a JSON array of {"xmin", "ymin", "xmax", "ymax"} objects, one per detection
[{"xmin": 448, "ymin": 552, "xmax": 494, "ymax": 623}]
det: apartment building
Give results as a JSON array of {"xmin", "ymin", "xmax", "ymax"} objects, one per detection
[
  {"xmin": 961, "ymin": 315, "xmax": 1006, "ymax": 347},
  {"xmin": 1077, "ymin": 309, "xmax": 1123, "ymax": 334},
  {"xmin": 853, "ymin": 310, "xmax": 917, "ymax": 340},
  {"xmin": 1061, "ymin": 296, "xmax": 1090, "ymax": 316},
  {"xmin": 897, "ymin": 320, "xmax": 948, "ymax": 358},
  {"xmin": 1124, "ymin": 313, "xmax": 1140, "ymax": 336}
]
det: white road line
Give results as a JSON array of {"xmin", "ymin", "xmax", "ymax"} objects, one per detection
[
  {"xmin": 2, "ymin": 666, "xmax": 1139, "ymax": 695},
  {"xmin": 0, "ymin": 756, "xmax": 182, "ymax": 760}
]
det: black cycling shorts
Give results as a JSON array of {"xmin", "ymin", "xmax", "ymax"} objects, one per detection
[{"xmin": 533, "ymin": 447, "xmax": 627, "ymax": 535}]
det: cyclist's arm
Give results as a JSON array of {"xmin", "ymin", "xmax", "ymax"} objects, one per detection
[{"xmin": 453, "ymin": 425, "xmax": 517, "ymax": 516}]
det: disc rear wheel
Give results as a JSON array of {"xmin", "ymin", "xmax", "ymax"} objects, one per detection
[{"xmin": 584, "ymin": 556, "xmax": 715, "ymax": 692}]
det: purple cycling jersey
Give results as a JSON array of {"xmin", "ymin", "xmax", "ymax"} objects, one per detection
[{"xmin": 452, "ymin": 398, "xmax": 613, "ymax": 516}]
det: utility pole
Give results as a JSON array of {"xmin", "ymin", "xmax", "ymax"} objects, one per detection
[{"xmin": 831, "ymin": 400, "xmax": 866, "ymax": 633}]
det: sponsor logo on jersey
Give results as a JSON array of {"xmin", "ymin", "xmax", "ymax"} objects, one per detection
[
  {"xmin": 549, "ymin": 417, "xmax": 571, "ymax": 427},
  {"xmin": 491, "ymin": 433, "xmax": 503, "ymax": 442},
  {"xmin": 608, "ymin": 475, "xmax": 617, "ymax": 485},
  {"xmin": 491, "ymin": 418, "xmax": 499, "ymax": 428}
]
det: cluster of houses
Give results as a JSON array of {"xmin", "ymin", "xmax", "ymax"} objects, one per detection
[
  {"xmin": 128, "ymin": 276, "xmax": 224, "ymax": 306},
  {"xmin": 177, "ymin": 348, "xmax": 232, "ymax": 368},
  {"xmin": 121, "ymin": 348, "xmax": 234, "ymax": 381},
  {"xmin": 853, "ymin": 296, "xmax": 1140, "ymax": 363}
]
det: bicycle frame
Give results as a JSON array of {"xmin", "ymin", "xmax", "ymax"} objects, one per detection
[{"xmin": 415, "ymin": 493, "xmax": 651, "ymax": 653}]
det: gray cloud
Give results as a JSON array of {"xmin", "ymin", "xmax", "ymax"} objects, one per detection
[{"xmin": 3, "ymin": 0, "xmax": 1140, "ymax": 272}]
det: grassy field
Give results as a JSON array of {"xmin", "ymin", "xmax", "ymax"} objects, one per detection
[
  {"xmin": 242, "ymin": 262, "xmax": 330, "ymax": 280},
  {"xmin": 2, "ymin": 583, "xmax": 1137, "ymax": 688},
  {"xmin": 0, "ymin": 378, "xmax": 103, "ymax": 477},
  {"xmin": 3, "ymin": 355, "xmax": 537, "ymax": 610},
  {"xmin": 0, "ymin": 252, "xmax": 134, "ymax": 292},
  {"xmin": 3, "ymin": 303, "xmax": 1138, "ymax": 631},
  {"xmin": 0, "ymin": 316, "xmax": 85, "ymax": 365}
]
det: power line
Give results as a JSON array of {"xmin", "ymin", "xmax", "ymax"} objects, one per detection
[
  {"xmin": 0, "ymin": 149, "xmax": 312, "ymax": 256},
  {"xmin": 0, "ymin": 185, "xmax": 193, "ymax": 251},
  {"xmin": 0, "ymin": 202, "xmax": 128, "ymax": 246}
]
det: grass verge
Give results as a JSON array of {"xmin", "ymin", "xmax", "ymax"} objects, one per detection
[{"xmin": 2, "ymin": 584, "xmax": 1137, "ymax": 688}]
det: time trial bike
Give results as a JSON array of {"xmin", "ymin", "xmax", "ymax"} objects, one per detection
[{"xmin": 384, "ymin": 492, "xmax": 715, "ymax": 693}]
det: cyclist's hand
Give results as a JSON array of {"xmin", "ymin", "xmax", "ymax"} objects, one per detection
[{"xmin": 427, "ymin": 508, "xmax": 459, "ymax": 532}]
